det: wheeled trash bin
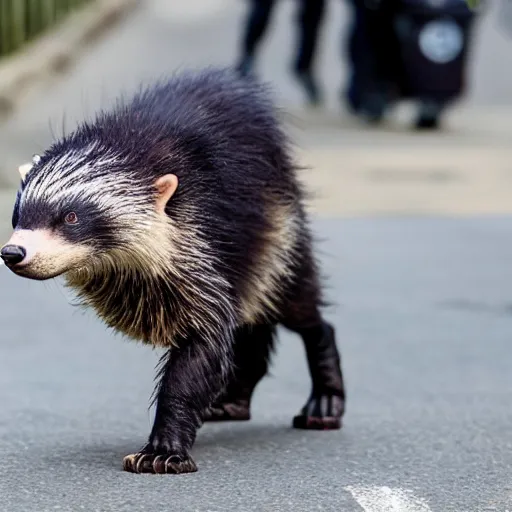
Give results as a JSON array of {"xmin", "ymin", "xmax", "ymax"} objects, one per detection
[{"xmin": 393, "ymin": 0, "xmax": 479, "ymax": 127}]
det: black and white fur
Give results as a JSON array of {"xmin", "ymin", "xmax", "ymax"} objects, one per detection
[{"xmin": 1, "ymin": 67, "xmax": 346, "ymax": 474}]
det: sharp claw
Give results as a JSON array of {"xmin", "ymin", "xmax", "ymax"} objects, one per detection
[
  {"xmin": 320, "ymin": 395, "xmax": 329, "ymax": 417},
  {"xmin": 165, "ymin": 455, "xmax": 177, "ymax": 474},
  {"xmin": 135, "ymin": 453, "xmax": 150, "ymax": 474},
  {"xmin": 123, "ymin": 451, "xmax": 196, "ymax": 474},
  {"xmin": 292, "ymin": 394, "xmax": 344, "ymax": 430},
  {"xmin": 152, "ymin": 455, "xmax": 165, "ymax": 474},
  {"xmin": 123, "ymin": 454, "xmax": 136, "ymax": 472}
]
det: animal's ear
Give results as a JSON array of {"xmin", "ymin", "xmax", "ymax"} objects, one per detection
[
  {"xmin": 154, "ymin": 174, "xmax": 178, "ymax": 215},
  {"xmin": 18, "ymin": 162, "xmax": 33, "ymax": 181}
]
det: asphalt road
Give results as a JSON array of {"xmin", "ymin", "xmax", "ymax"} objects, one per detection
[{"xmin": 1, "ymin": 217, "xmax": 512, "ymax": 512}]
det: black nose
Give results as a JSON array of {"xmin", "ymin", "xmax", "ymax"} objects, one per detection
[{"xmin": 0, "ymin": 245, "xmax": 26, "ymax": 265}]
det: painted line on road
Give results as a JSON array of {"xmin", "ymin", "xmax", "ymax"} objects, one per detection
[{"xmin": 345, "ymin": 486, "xmax": 433, "ymax": 512}]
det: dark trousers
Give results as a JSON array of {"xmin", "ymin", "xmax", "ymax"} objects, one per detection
[
  {"xmin": 239, "ymin": 0, "xmax": 326, "ymax": 73},
  {"xmin": 343, "ymin": 0, "xmax": 401, "ymax": 108}
]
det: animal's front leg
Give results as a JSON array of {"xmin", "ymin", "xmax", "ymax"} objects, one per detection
[{"xmin": 123, "ymin": 331, "xmax": 233, "ymax": 475}]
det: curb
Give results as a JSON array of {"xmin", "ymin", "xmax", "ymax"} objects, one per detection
[
  {"xmin": 0, "ymin": 0, "xmax": 140, "ymax": 118},
  {"xmin": 298, "ymin": 145, "xmax": 512, "ymax": 218}
]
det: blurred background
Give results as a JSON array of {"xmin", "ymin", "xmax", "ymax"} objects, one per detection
[
  {"xmin": 0, "ymin": 1, "xmax": 512, "ymax": 511},
  {"xmin": 0, "ymin": 0, "xmax": 511, "ymax": 223}
]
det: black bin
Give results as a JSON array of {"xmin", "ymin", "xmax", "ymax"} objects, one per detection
[{"xmin": 393, "ymin": 0, "xmax": 477, "ymax": 103}]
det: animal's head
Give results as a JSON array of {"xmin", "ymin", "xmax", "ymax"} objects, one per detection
[{"xmin": 1, "ymin": 148, "xmax": 178, "ymax": 281}]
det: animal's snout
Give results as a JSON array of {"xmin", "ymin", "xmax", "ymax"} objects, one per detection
[{"xmin": 0, "ymin": 244, "xmax": 26, "ymax": 265}]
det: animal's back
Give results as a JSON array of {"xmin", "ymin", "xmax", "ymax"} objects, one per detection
[
  {"xmin": 125, "ymin": 68, "xmax": 308, "ymax": 324},
  {"xmin": 43, "ymin": 67, "xmax": 309, "ymax": 328},
  {"xmin": 71, "ymin": 67, "xmax": 305, "ymax": 221}
]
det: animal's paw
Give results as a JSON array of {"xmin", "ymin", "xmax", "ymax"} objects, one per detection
[
  {"xmin": 292, "ymin": 393, "xmax": 344, "ymax": 431},
  {"xmin": 203, "ymin": 400, "xmax": 251, "ymax": 422},
  {"xmin": 123, "ymin": 447, "xmax": 197, "ymax": 474}
]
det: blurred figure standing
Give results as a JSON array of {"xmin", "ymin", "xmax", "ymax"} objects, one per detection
[
  {"xmin": 235, "ymin": 0, "xmax": 327, "ymax": 106},
  {"xmin": 342, "ymin": 0, "xmax": 400, "ymax": 121},
  {"xmin": 341, "ymin": 0, "xmax": 479, "ymax": 129}
]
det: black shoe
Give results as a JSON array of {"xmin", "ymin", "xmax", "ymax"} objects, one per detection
[
  {"xmin": 355, "ymin": 93, "xmax": 387, "ymax": 124},
  {"xmin": 293, "ymin": 69, "xmax": 322, "ymax": 107},
  {"xmin": 415, "ymin": 100, "xmax": 442, "ymax": 130},
  {"xmin": 359, "ymin": 94, "xmax": 386, "ymax": 124},
  {"xmin": 236, "ymin": 55, "xmax": 254, "ymax": 78},
  {"xmin": 342, "ymin": 82, "xmax": 387, "ymax": 124},
  {"xmin": 342, "ymin": 85, "xmax": 361, "ymax": 115}
]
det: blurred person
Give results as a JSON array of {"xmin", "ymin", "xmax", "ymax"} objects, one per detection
[
  {"xmin": 341, "ymin": 0, "xmax": 479, "ymax": 129},
  {"xmin": 341, "ymin": 0, "xmax": 400, "ymax": 121},
  {"xmin": 235, "ymin": 0, "xmax": 327, "ymax": 106}
]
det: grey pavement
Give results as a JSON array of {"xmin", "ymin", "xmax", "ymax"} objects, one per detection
[
  {"xmin": 0, "ymin": 0, "xmax": 512, "ymax": 511},
  {"xmin": 1, "ymin": 217, "xmax": 512, "ymax": 511}
]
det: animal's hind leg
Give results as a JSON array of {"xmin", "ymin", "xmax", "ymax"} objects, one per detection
[
  {"xmin": 281, "ymin": 254, "xmax": 346, "ymax": 430},
  {"xmin": 288, "ymin": 321, "xmax": 345, "ymax": 430},
  {"xmin": 204, "ymin": 324, "xmax": 275, "ymax": 422}
]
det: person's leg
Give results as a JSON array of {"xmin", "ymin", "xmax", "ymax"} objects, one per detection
[
  {"xmin": 236, "ymin": 0, "xmax": 277, "ymax": 76},
  {"xmin": 342, "ymin": 0, "xmax": 391, "ymax": 122},
  {"xmin": 343, "ymin": 0, "xmax": 366, "ymax": 112},
  {"xmin": 292, "ymin": 0, "xmax": 326, "ymax": 105}
]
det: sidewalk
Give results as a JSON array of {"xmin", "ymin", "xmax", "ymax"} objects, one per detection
[{"xmin": 287, "ymin": 103, "xmax": 512, "ymax": 217}]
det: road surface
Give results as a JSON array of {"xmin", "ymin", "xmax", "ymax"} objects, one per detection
[{"xmin": 1, "ymin": 217, "xmax": 512, "ymax": 512}]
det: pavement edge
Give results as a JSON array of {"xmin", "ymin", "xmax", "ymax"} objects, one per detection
[{"xmin": 0, "ymin": 0, "xmax": 140, "ymax": 118}]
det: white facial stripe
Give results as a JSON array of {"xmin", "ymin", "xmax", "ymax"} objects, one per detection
[
  {"xmin": 21, "ymin": 144, "xmax": 116, "ymax": 202},
  {"xmin": 23, "ymin": 151, "xmax": 91, "ymax": 205},
  {"xmin": 19, "ymin": 146, "xmax": 151, "ymax": 226}
]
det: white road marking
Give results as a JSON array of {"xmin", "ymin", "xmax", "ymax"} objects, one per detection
[{"xmin": 345, "ymin": 486, "xmax": 433, "ymax": 512}]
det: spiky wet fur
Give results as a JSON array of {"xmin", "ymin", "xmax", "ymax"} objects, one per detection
[
  {"xmin": 10, "ymin": 67, "xmax": 346, "ymax": 474},
  {"xmin": 18, "ymin": 69, "xmax": 303, "ymax": 348}
]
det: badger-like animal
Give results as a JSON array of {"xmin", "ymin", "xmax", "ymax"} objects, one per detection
[{"xmin": 1, "ymin": 67, "xmax": 346, "ymax": 475}]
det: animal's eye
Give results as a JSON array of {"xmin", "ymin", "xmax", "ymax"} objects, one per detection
[{"xmin": 64, "ymin": 212, "xmax": 78, "ymax": 224}]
